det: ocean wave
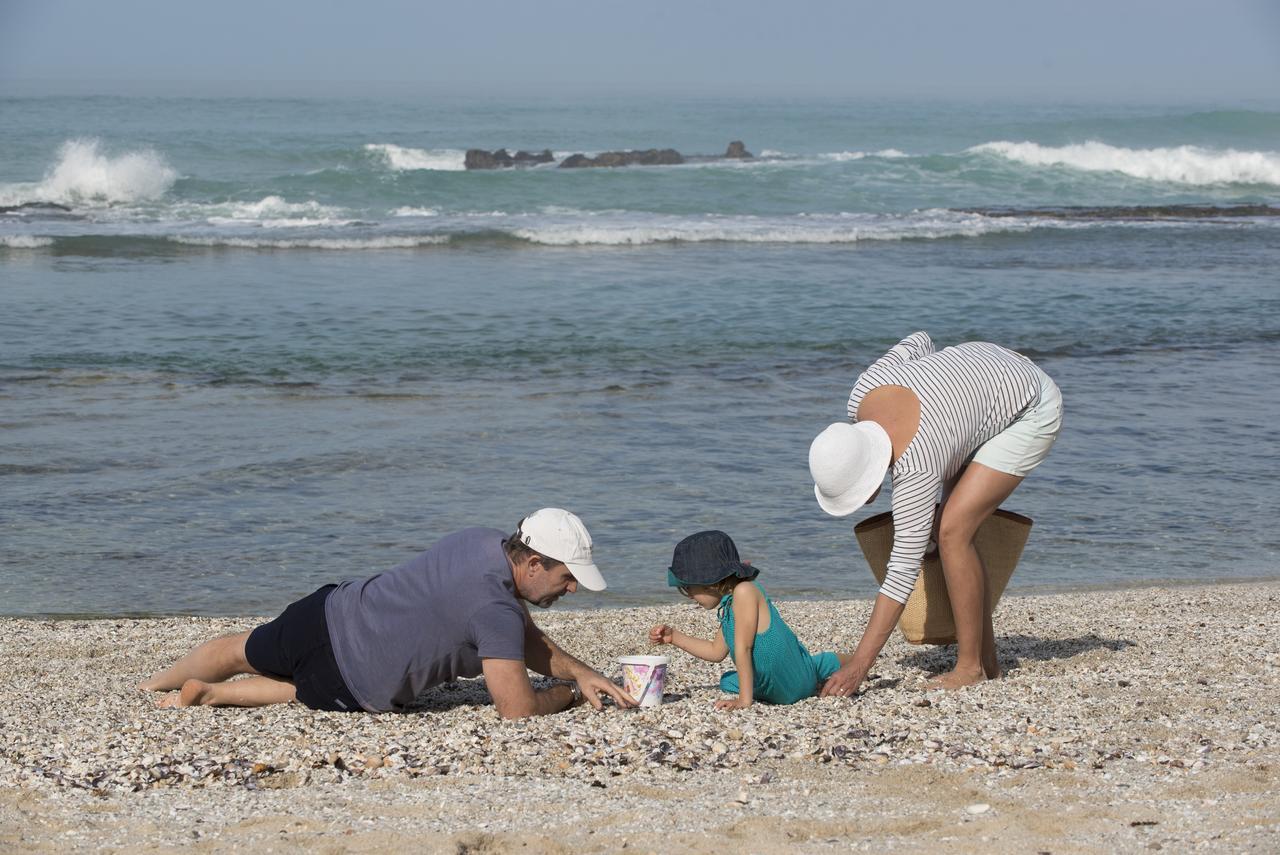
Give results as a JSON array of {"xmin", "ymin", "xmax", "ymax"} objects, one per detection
[
  {"xmin": 169, "ymin": 235, "xmax": 451, "ymax": 250},
  {"xmin": 0, "ymin": 139, "xmax": 177, "ymax": 207},
  {"xmin": 189, "ymin": 195, "xmax": 354, "ymax": 228},
  {"xmin": 821, "ymin": 149, "xmax": 908, "ymax": 162},
  {"xmin": 0, "ymin": 235, "xmax": 54, "ymax": 248},
  {"xmin": 959, "ymin": 204, "xmax": 1280, "ymax": 221},
  {"xmin": 970, "ymin": 140, "xmax": 1280, "ymax": 186},
  {"xmin": 364, "ymin": 144, "xmax": 466, "ymax": 172},
  {"xmin": 390, "ymin": 206, "xmax": 441, "ymax": 217},
  {"xmin": 509, "ymin": 210, "xmax": 1039, "ymax": 246},
  {"xmin": 11, "ymin": 204, "xmax": 1273, "ymax": 256}
]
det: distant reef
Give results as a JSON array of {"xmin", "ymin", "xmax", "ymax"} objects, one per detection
[
  {"xmin": 464, "ymin": 141, "xmax": 753, "ymax": 170},
  {"xmin": 0, "ymin": 202, "xmax": 73, "ymax": 215},
  {"xmin": 463, "ymin": 149, "xmax": 556, "ymax": 170}
]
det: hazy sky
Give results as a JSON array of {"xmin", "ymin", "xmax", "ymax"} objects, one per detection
[{"xmin": 2, "ymin": 0, "xmax": 1278, "ymax": 101}]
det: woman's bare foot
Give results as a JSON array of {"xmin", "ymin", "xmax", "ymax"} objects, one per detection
[
  {"xmin": 156, "ymin": 678, "xmax": 213, "ymax": 708},
  {"xmin": 924, "ymin": 665, "xmax": 987, "ymax": 691}
]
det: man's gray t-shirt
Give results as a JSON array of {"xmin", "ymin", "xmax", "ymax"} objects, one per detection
[{"xmin": 324, "ymin": 527, "xmax": 527, "ymax": 712}]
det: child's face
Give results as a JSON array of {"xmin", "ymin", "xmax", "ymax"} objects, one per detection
[{"xmin": 679, "ymin": 584, "xmax": 725, "ymax": 610}]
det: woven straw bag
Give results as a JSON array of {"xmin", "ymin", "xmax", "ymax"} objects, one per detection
[{"xmin": 854, "ymin": 508, "xmax": 1033, "ymax": 645}]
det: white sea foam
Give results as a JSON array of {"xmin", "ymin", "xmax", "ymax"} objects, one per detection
[
  {"xmin": 159, "ymin": 196, "xmax": 355, "ymax": 228},
  {"xmin": 169, "ymin": 235, "xmax": 451, "ymax": 250},
  {"xmin": 822, "ymin": 149, "xmax": 909, "ymax": 162},
  {"xmin": 365, "ymin": 144, "xmax": 467, "ymax": 172},
  {"xmin": 14, "ymin": 139, "xmax": 179, "ymax": 206},
  {"xmin": 215, "ymin": 196, "xmax": 340, "ymax": 219},
  {"xmin": 510, "ymin": 210, "xmax": 1038, "ymax": 246},
  {"xmin": 390, "ymin": 206, "xmax": 441, "ymax": 217},
  {"xmin": 971, "ymin": 140, "xmax": 1280, "ymax": 186},
  {"xmin": 0, "ymin": 235, "xmax": 54, "ymax": 248}
]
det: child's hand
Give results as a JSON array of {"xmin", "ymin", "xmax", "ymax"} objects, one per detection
[
  {"xmin": 648, "ymin": 624, "xmax": 674, "ymax": 645},
  {"xmin": 715, "ymin": 696, "xmax": 752, "ymax": 711}
]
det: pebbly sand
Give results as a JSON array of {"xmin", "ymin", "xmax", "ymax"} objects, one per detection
[{"xmin": 1, "ymin": 581, "xmax": 1278, "ymax": 852}]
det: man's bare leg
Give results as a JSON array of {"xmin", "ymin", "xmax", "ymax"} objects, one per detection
[
  {"xmin": 157, "ymin": 675, "xmax": 296, "ymax": 708},
  {"xmin": 928, "ymin": 463, "xmax": 1022, "ymax": 690},
  {"xmin": 138, "ymin": 630, "xmax": 257, "ymax": 691}
]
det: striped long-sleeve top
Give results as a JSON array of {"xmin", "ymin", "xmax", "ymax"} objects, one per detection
[{"xmin": 847, "ymin": 332, "xmax": 1041, "ymax": 604}]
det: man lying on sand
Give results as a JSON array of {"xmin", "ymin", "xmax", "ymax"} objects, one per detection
[{"xmin": 139, "ymin": 508, "xmax": 637, "ymax": 718}]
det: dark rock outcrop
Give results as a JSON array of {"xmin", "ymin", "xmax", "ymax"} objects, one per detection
[
  {"xmin": 463, "ymin": 141, "xmax": 753, "ymax": 170},
  {"xmin": 464, "ymin": 148, "xmax": 555, "ymax": 170},
  {"xmin": 0, "ymin": 201, "xmax": 73, "ymax": 215},
  {"xmin": 558, "ymin": 148, "xmax": 684, "ymax": 168}
]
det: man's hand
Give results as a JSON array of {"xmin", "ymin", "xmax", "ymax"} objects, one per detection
[
  {"xmin": 648, "ymin": 624, "xmax": 674, "ymax": 645},
  {"xmin": 714, "ymin": 696, "xmax": 752, "ymax": 711},
  {"xmin": 574, "ymin": 669, "xmax": 638, "ymax": 711},
  {"xmin": 819, "ymin": 661, "xmax": 869, "ymax": 698}
]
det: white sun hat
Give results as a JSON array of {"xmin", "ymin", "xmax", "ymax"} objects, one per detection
[
  {"xmin": 515, "ymin": 508, "xmax": 605, "ymax": 591},
  {"xmin": 809, "ymin": 422, "xmax": 893, "ymax": 517}
]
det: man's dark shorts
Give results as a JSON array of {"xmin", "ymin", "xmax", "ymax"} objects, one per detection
[{"xmin": 244, "ymin": 585, "xmax": 362, "ymax": 713}]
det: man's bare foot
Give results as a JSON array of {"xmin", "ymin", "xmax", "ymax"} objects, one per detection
[
  {"xmin": 156, "ymin": 679, "xmax": 213, "ymax": 708},
  {"xmin": 924, "ymin": 666, "xmax": 987, "ymax": 691},
  {"xmin": 983, "ymin": 660, "xmax": 1002, "ymax": 680}
]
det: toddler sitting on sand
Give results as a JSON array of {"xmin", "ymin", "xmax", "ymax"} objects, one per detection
[{"xmin": 648, "ymin": 530, "xmax": 850, "ymax": 708}]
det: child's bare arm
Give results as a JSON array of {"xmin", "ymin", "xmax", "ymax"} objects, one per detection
[
  {"xmin": 716, "ymin": 582, "xmax": 760, "ymax": 709},
  {"xmin": 649, "ymin": 624, "xmax": 728, "ymax": 662}
]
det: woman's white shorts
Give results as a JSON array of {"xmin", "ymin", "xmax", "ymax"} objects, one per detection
[{"xmin": 971, "ymin": 366, "xmax": 1063, "ymax": 478}]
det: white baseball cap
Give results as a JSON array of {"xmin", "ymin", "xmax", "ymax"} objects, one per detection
[
  {"xmin": 515, "ymin": 508, "xmax": 605, "ymax": 591},
  {"xmin": 809, "ymin": 421, "xmax": 892, "ymax": 517}
]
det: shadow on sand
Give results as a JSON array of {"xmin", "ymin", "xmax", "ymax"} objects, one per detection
[
  {"xmin": 403, "ymin": 677, "xmax": 690, "ymax": 713},
  {"xmin": 897, "ymin": 633, "xmax": 1136, "ymax": 676}
]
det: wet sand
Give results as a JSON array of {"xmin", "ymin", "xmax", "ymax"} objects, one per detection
[{"xmin": 2, "ymin": 581, "xmax": 1278, "ymax": 852}]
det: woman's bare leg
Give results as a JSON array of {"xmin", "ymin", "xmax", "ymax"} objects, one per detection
[
  {"xmin": 138, "ymin": 630, "xmax": 257, "ymax": 691},
  {"xmin": 157, "ymin": 675, "xmax": 296, "ymax": 708},
  {"xmin": 929, "ymin": 463, "xmax": 1023, "ymax": 690}
]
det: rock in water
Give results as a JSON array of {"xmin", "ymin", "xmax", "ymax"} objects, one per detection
[
  {"xmin": 465, "ymin": 149, "xmax": 554, "ymax": 169},
  {"xmin": 558, "ymin": 148, "xmax": 684, "ymax": 168},
  {"xmin": 465, "ymin": 149, "xmax": 511, "ymax": 169}
]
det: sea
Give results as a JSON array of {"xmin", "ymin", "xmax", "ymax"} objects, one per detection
[{"xmin": 2, "ymin": 95, "xmax": 1278, "ymax": 616}]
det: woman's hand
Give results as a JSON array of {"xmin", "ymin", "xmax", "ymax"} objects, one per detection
[
  {"xmin": 714, "ymin": 696, "xmax": 752, "ymax": 711},
  {"xmin": 648, "ymin": 624, "xmax": 674, "ymax": 645},
  {"xmin": 820, "ymin": 594, "xmax": 905, "ymax": 699},
  {"xmin": 819, "ymin": 661, "xmax": 869, "ymax": 698}
]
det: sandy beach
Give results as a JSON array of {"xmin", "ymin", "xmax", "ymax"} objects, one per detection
[{"xmin": 2, "ymin": 581, "xmax": 1277, "ymax": 852}]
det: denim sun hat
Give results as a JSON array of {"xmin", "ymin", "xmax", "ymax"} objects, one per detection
[{"xmin": 667, "ymin": 530, "xmax": 759, "ymax": 588}]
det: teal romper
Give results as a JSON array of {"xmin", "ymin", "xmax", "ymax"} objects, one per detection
[{"xmin": 718, "ymin": 582, "xmax": 841, "ymax": 705}]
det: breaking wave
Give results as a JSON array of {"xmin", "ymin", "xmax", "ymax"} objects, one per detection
[
  {"xmin": 971, "ymin": 140, "xmax": 1280, "ymax": 186},
  {"xmin": 168, "ymin": 235, "xmax": 451, "ymax": 250},
  {"xmin": 821, "ymin": 149, "xmax": 909, "ymax": 162},
  {"xmin": 510, "ymin": 210, "xmax": 1040, "ymax": 246},
  {"xmin": 185, "ymin": 196, "xmax": 354, "ymax": 228},
  {"xmin": 364, "ymin": 144, "xmax": 467, "ymax": 172},
  {"xmin": 0, "ymin": 139, "xmax": 177, "ymax": 207},
  {"xmin": 0, "ymin": 235, "xmax": 54, "ymax": 248}
]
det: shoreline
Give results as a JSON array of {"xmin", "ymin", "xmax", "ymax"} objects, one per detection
[
  {"xmin": 2, "ymin": 580, "xmax": 1277, "ymax": 851},
  {"xmin": 8, "ymin": 572, "xmax": 1280, "ymax": 621}
]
